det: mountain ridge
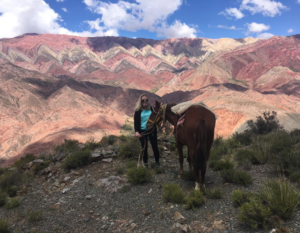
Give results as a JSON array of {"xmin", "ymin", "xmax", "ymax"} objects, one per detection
[{"xmin": 1, "ymin": 33, "xmax": 300, "ymax": 163}]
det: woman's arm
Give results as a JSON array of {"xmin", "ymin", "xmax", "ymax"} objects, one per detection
[{"xmin": 134, "ymin": 110, "xmax": 142, "ymax": 137}]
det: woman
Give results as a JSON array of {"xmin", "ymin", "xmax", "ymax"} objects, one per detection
[{"xmin": 134, "ymin": 94, "xmax": 160, "ymax": 168}]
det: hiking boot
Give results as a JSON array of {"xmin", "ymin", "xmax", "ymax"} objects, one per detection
[{"xmin": 155, "ymin": 162, "xmax": 160, "ymax": 168}]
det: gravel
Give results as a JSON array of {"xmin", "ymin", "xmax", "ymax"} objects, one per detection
[{"xmin": 0, "ymin": 151, "xmax": 299, "ymax": 233}]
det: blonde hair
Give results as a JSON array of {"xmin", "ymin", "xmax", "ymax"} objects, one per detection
[{"xmin": 135, "ymin": 93, "xmax": 150, "ymax": 111}]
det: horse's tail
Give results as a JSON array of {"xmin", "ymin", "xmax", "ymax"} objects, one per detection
[{"xmin": 195, "ymin": 119, "xmax": 207, "ymax": 171}]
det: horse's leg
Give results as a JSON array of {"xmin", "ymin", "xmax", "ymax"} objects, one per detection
[
  {"xmin": 194, "ymin": 165, "xmax": 200, "ymax": 190},
  {"xmin": 200, "ymin": 164, "xmax": 206, "ymax": 190},
  {"xmin": 177, "ymin": 143, "xmax": 184, "ymax": 177},
  {"xmin": 187, "ymin": 147, "xmax": 194, "ymax": 170}
]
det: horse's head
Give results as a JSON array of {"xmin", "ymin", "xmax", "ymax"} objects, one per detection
[{"xmin": 146, "ymin": 100, "xmax": 165, "ymax": 129}]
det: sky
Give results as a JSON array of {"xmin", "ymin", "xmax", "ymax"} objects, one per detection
[{"xmin": 0, "ymin": 0, "xmax": 299, "ymax": 40}]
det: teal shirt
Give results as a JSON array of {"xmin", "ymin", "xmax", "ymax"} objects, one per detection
[{"xmin": 141, "ymin": 109, "xmax": 152, "ymax": 130}]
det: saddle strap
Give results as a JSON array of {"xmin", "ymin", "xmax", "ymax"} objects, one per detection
[{"xmin": 177, "ymin": 114, "xmax": 186, "ymax": 127}]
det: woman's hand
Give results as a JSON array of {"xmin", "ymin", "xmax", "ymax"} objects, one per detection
[{"xmin": 135, "ymin": 132, "xmax": 142, "ymax": 138}]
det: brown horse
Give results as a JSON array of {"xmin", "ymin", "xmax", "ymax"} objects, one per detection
[{"xmin": 147, "ymin": 101, "xmax": 216, "ymax": 190}]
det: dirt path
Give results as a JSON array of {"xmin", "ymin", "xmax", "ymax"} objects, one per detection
[{"xmin": 1, "ymin": 149, "xmax": 299, "ymax": 233}]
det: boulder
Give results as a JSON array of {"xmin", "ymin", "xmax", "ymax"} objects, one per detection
[
  {"xmin": 91, "ymin": 152, "xmax": 102, "ymax": 162},
  {"xmin": 32, "ymin": 159, "xmax": 44, "ymax": 164},
  {"xmin": 95, "ymin": 176, "xmax": 129, "ymax": 193},
  {"xmin": 102, "ymin": 158, "xmax": 113, "ymax": 163}
]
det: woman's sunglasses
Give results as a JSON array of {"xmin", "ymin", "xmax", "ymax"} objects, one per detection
[{"xmin": 142, "ymin": 99, "xmax": 148, "ymax": 103}]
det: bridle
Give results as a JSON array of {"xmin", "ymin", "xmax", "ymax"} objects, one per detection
[{"xmin": 147, "ymin": 102, "xmax": 167, "ymax": 127}]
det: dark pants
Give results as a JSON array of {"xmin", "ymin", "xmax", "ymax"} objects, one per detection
[{"xmin": 139, "ymin": 128, "xmax": 160, "ymax": 164}]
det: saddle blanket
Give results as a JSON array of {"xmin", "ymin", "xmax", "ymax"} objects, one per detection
[{"xmin": 171, "ymin": 101, "xmax": 218, "ymax": 119}]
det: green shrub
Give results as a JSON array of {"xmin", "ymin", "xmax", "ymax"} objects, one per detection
[
  {"xmin": 269, "ymin": 131, "xmax": 299, "ymax": 155},
  {"xmin": 238, "ymin": 198, "xmax": 272, "ymax": 229},
  {"xmin": 169, "ymin": 143, "xmax": 176, "ymax": 151},
  {"xmin": 163, "ymin": 184, "xmax": 185, "ymax": 204},
  {"xmin": 118, "ymin": 135, "xmax": 128, "ymax": 142},
  {"xmin": 185, "ymin": 190, "xmax": 205, "ymax": 210},
  {"xmin": 33, "ymin": 160, "xmax": 51, "ymax": 175},
  {"xmin": 27, "ymin": 210, "xmax": 43, "ymax": 223},
  {"xmin": 231, "ymin": 190, "xmax": 254, "ymax": 207},
  {"xmin": 232, "ymin": 131, "xmax": 253, "ymax": 146},
  {"xmin": 271, "ymin": 148, "xmax": 300, "ymax": 176},
  {"xmin": 289, "ymin": 170, "xmax": 300, "ymax": 182},
  {"xmin": 125, "ymin": 160, "xmax": 137, "ymax": 169},
  {"xmin": 259, "ymin": 180, "xmax": 300, "ymax": 220},
  {"xmin": 0, "ymin": 169, "xmax": 7, "ymax": 176},
  {"xmin": 0, "ymin": 191, "xmax": 6, "ymax": 207},
  {"xmin": 0, "ymin": 171, "xmax": 22, "ymax": 193},
  {"xmin": 127, "ymin": 167, "xmax": 152, "ymax": 184},
  {"xmin": 101, "ymin": 135, "xmax": 118, "ymax": 146},
  {"xmin": 221, "ymin": 169, "xmax": 253, "ymax": 186},
  {"xmin": 14, "ymin": 154, "xmax": 35, "ymax": 170},
  {"xmin": 85, "ymin": 140, "xmax": 102, "ymax": 150},
  {"xmin": 115, "ymin": 166, "xmax": 125, "ymax": 175},
  {"xmin": 250, "ymin": 138, "xmax": 271, "ymax": 164},
  {"xmin": 210, "ymin": 137, "xmax": 241, "ymax": 163},
  {"xmin": 212, "ymin": 136, "xmax": 223, "ymax": 148},
  {"xmin": 235, "ymin": 149, "xmax": 254, "ymax": 168},
  {"xmin": 182, "ymin": 148, "xmax": 188, "ymax": 158},
  {"xmin": 209, "ymin": 157, "xmax": 235, "ymax": 171},
  {"xmin": 290, "ymin": 128, "xmax": 300, "ymax": 136},
  {"xmin": 122, "ymin": 124, "xmax": 133, "ymax": 131},
  {"xmin": 6, "ymin": 186, "xmax": 18, "ymax": 197},
  {"xmin": 169, "ymin": 135, "xmax": 176, "ymax": 143},
  {"xmin": 225, "ymin": 138, "xmax": 242, "ymax": 150},
  {"xmin": 246, "ymin": 111, "xmax": 282, "ymax": 135},
  {"xmin": 0, "ymin": 220, "xmax": 9, "ymax": 233},
  {"xmin": 117, "ymin": 137, "xmax": 140, "ymax": 158},
  {"xmin": 62, "ymin": 149, "xmax": 92, "ymax": 171},
  {"xmin": 181, "ymin": 170, "xmax": 195, "ymax": 181},
  {"xmin": 54, "ymin": 139, "xmax": 79, "ymax": 155},
  {"xmin": 5, "ymin": 197, "xmax": 20, "ymax": 209},
  {"xmin": 158, "ymin": 145, "xmax": 164, "ymax": 152},
  {"xmin": 205, "ymin": 188, "xmax": 222, "ymax": 199},
  {"xmin": 232, "ymin": 170, "xmax": 253, "ymax": 185}
]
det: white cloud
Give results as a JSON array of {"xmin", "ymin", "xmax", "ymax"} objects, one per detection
[
  {"xmin": 240, "ymin": 0, "xmax": 287, "ymax": 17},
  {"xmin": 245, "ymin": 22, "xmax": 273, "ymax": 39},
  {"xmin": 0, "ymin": 0, "xmax": 118, "ymax": 39},
  {"xmin": 217, "ymin": 25, "xmax": 237, "ymax": 30},
  {"xmin": 219, "ymin": 8, "xmax": 244, "ymax": 19},
  {"xmin": 62, "ymin": 8, "xmax": 67, "ymax": 12},
  {"xmin": 0, "ymin": 0, "xmax": 195, "ymax": 39},
  {"xmin": 156, "ymin": 20, "xmax": 197, "ymax": 38},
  {"xmin": 220, "ymin": 0, "xmax": 287, "ymax": 19},
  {"xmin": 246, "ymin": 22, "xmax": 270, "ymax": 34},
  {"xmin": 298, "ymin": 0, "xmax": 300, "ymax": 4},
  {"xmin": 288, "ymin": 28, "xmax": 294, "ymax": 33},
  {"xmin": 257, "ymin": 32, "xmax": 274, "ymax": 39},
  {"xmin": 82, "ymin": 0, "xmax": 197, "ymax": 38}
]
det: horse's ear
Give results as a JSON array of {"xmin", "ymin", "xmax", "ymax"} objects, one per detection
[{"xmin": 155, "ymin": 100, "xmax": 160, "ymax": 108}]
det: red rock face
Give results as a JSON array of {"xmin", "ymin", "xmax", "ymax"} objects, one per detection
[{"xmin": 1, "ymin": 33, "xmax": 300, "ymax": 164}]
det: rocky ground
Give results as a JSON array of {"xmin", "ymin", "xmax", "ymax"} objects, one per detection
[{"xmin": 0, "ymin": 142, "xmax": 300, "ymax": 233}]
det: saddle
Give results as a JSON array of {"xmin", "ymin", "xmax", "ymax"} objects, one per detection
[{"xmin": 171, "ymin": 101, "xmax": 218, "ymax": 130}]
